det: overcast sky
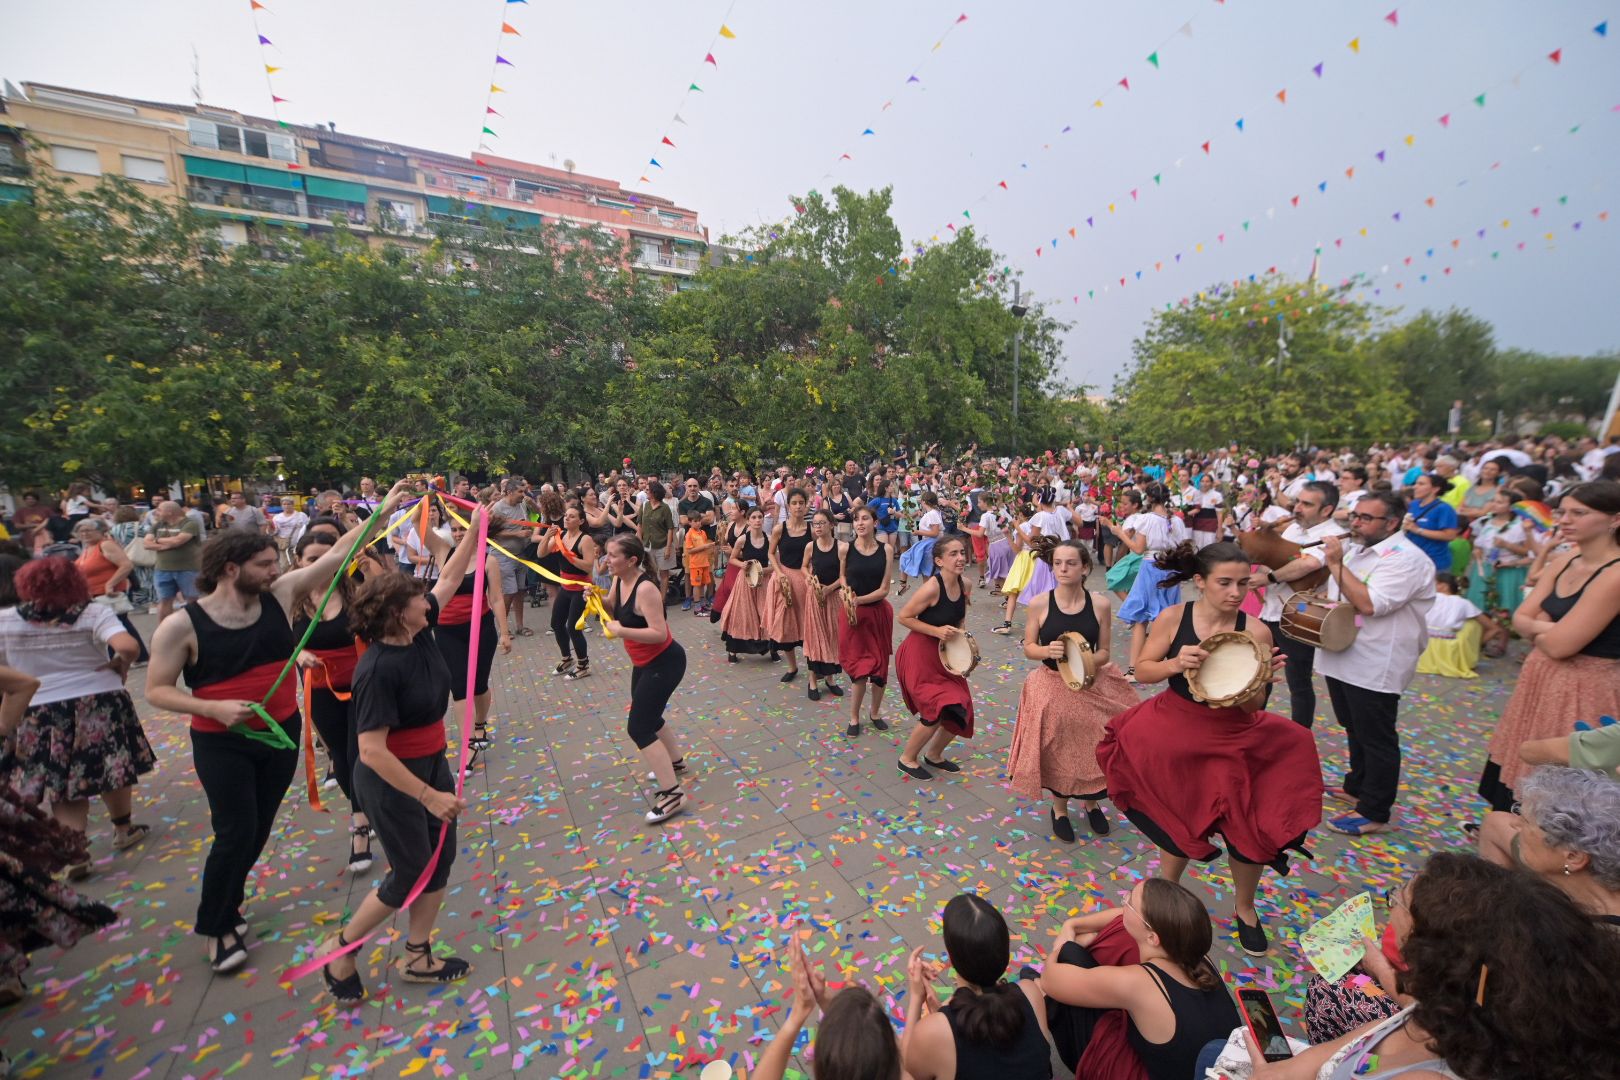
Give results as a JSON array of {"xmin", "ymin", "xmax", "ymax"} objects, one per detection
[{"xmin": 3, "ymin": 0, "xmax": 1617, "ymax": 389}]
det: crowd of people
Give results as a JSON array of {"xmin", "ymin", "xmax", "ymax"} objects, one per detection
[{"xmin": 0, "ymin": 428, "xmax": 1617, "ymax": 1078}]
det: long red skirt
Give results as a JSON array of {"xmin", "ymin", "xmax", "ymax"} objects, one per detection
[
  {"xmin": 1075, "ymin": 914, "xmax": 1148, "ymax": 1080},
  {"xmin": 895, "ymin": 631, "xmax": 975, "ymax": 738},
  {"xmin": 1097, "ymin": 689, "xmax": 1321, "ymax": 869},
  {"xmin": 838, "ymin": 600, "xmax": 893, "ymax": 686},
  {"xmin": 711, "ymin": 561, "xmax": 738, "ymax": 618},
  {"xmin": 802, "ymin": 580, "xmax": 844, "ymax": 677}
]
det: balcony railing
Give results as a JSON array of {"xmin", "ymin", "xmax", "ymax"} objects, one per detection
[
  {"xmin": 308, "ymin": 199, "xmax": 367, "ymax": 225},
  {"xmin": 635, "ymin": 249, "xmax": 701, "ymax": 272},
  {"xmin": 189, "ymin": 185, "xmax": 306, "ymax": 217},
  {"xmin": 306, "ymin": 149, "xmax": 414, "ymax": 184},
  {"xmin": 627, "ymin": 207, "xmax": 697, "ymax": 233},
  {"xmin": 0, "ymin": 160, "xmax": 29, "ymax": 179}
]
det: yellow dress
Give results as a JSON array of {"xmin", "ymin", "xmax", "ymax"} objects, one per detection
[
  {"xmin": 1002, "ymin": 549, "xmax": 1036, "ymax": 595},
  {"xmin": 1416, "ymin": 619, "xmax": 1482, "ymax": 679}
]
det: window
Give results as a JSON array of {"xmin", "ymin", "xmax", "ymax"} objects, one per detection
[
  {"xmin": 51, "ymin": 145, "xmax": 101, "ymax": 175},
  {"xmin": 378, "ymin": 199, "xmax": 418, "ymax": 230},
  {"xmin": 121, "ymin": 155, "xmax": 168, "ymax": 184},
  {"xmin": 187, "ymin": 119, "xmax": 296, "ymax": 162}
]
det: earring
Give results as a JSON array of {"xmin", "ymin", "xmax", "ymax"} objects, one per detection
[{"xmin": 1562, "ymin": 865, "xmax": 1572, "ymax": 876}]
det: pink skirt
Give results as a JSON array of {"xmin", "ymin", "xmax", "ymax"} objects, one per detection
[
  {"xmin": 1008, "ymin": 664, "xmax": 1140, "ymax": 801},
  {"xmin": 719, "ymin": 568, "xmax": 772, "ymax": 654},
  {"xmin": 803, "ymin": 579, "xmax": 844, "ymax": 676},
  {"xmin": 767, "ymin": 566, "xmax": 809, "ymax": 649},
  {"xmin": 1488, "ymin": 650, "xmax": 1620, "ymax": 792}
]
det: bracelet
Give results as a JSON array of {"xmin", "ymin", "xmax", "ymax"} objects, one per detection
[{"xmin": 416, "ymin": 781, "xmax": 430, "ymax": 803}]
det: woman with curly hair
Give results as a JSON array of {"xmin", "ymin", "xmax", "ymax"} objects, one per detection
[
  {"xmin": 1240, "ymin": 851, "xmax": 1620, "ymax": 1080},
  {"xmin": 1475, "ymin": 765, "xmax": 1620, "ymax": 925}
]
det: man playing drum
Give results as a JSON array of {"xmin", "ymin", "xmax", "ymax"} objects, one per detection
[
  {"xmin": 1316, "ymin": 492, "xmax": 1437, "ymax": 837},
  {"xmin": 1249, "ymin": 481, "xmax": 1346, "ymax": 728}
]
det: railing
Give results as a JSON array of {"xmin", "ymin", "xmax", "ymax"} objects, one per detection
[
  {"xmin": 0, "ymin": 160, "xmax": 29, "ymax": 179},
  {"xmin": 306, "ymin": 150, "xmax": 414, "ymax": 184},
  {"xmin": 627, "ymin": 207, "xmax": 697, "ymax": 232},
  {"xmin": 308, "ymin": 199, "xmax": 367, "ymax": 225},
  {"xmin": 188, "ymin": 185, "xmax": 305, "ymax": 217},
  {"xmin": 635, "ymin": 249, "xmax": 701, "ymax": 272}
]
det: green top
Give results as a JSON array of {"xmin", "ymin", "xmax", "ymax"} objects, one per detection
[
  {"xmin": 641, "ymin": 501, "xmax": 674, "ymax": 550},
  {"xmin": 151, "ymin": 518, "xmax": 202, "ymax": 572},
  {"xmin": 1569, "ymin": 726, "xmax": 1620, "ymax": 774}
]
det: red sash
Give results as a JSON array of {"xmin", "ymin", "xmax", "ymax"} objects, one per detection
[
  {"xmin": 625, "ymin": 630, "xmax": 672, "ymax": 668},
  {"xmin": 441, "ymin": 592, "xmax": 475, "ymax": 625},
  {"xmin": 190, "ymin": 661, "xmax": 297, "ymax": 733},
  {"xmin": 386, "ymin": 723, "xmax": 447, "ymax": 758},
  {"xmin": 307, "ymin": 645, "xmax": 359, "ymax": 691}
]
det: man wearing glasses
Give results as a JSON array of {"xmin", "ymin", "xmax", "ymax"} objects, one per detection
[
  {"xmin": 1316, "ymin": 491, "xmax": 1437, "ymax": 837},
  {"xmin": 1250, "ymin": 480, "xmax": 1345, "ymax": 728}
]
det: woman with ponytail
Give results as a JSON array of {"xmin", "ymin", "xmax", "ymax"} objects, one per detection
[
  {"xmin": 901, "ymin": 894, "xmax": 1053, "ymax": 1080},
  {"xmin": 1029, "ymin": 878, "xmax": 1238, "ymax": 1080},
  {"xmin": 1097, "ymin": 541, "xmax": 1321, "ymax": 959},
  {"xmin": 1114, "ymin": 484, "xmax": 1182, "ymax": 677}
]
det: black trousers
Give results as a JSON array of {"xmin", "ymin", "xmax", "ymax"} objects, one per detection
[
  {"xmin": 310, "ymin": 688, "xmax": 359, "ymax": 809},
  {"xmin": 1044, "ymin": 940, "xmax": 1106, "ymax": 1073},
  {"xmin": 1324, "ymin": 676, "xmax": 1402, "ymax": 823},
  {"xmin": 628, "ymin": 641, "xmax": 686, "ymax": 749},
  {"xmin": 550, "ymin": 588, "xmax": 589, "ymax": 661},
  {"xmin": 1264, "ymin": 618, "xmax": 1318, "ymax": 728},
  {"xmin": 354, "ymin": 750, "xmax": 454, "ymax": 909},
  {"xmin": 190, "ymin": 716, "xmax": 300, "ymax": 937}
]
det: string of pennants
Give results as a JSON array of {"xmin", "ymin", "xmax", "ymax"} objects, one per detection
[
  {"xmin": 634, "ymin": 3, "xmax": 742, "ymax": 188},
  {"xmin": 476, "ymin": 0, "xmax": 529, "ymax": 162},
  {"xmin": 246, "ymin": 0, "xmax": 295, "ymax": 149}
]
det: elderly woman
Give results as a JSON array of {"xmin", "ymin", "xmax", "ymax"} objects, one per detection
[
  {"xmin": 0, "ymin": 558, "xmax": 154, "ymax": 880},
  {"xmin": 1476, "ymin": 766, "xmax": 1620, "ymax": 927},
  {"xmin": 72, "ymin": 516, "xmax": 147, "ymax": 663}
]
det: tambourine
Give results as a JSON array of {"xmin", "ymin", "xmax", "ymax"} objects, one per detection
[
  {"xmin": 939, "ymin": 631, "xmax": 980, "ymax": 677},
  {"xmin": 841, "ymin": 585, "xmax": 858, "ymax": 626},
  {"xmin": 746, "ymin": 561, "xmax": 763, "ymax": 587},
  {"xmin": 1056, "ymin": 631, "xmax": 1097, "ymax": 691},
  {"xmin": 1186, "ymin": 631, "xmax": 1270, "ymax": 709},
  {"xmin": 778, "ymin": 571, "xmax": 794, "ymax": 609}
]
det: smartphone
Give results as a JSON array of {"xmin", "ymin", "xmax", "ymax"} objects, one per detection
[{"xmin": 1236, "ymin": 987, "xmax": 1293, "ymax": 1062}]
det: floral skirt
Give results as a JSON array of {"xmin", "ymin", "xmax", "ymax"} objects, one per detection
[
  {"xmin": 0, "ymin": 783, "xmax": 116, "ymax": 980},
  {"xmin": 0, "ymin": 690, "xmax": 156, "ymax": 804}
]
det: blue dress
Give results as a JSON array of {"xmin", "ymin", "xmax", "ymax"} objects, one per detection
[{"xmin": 1117, "ymin": 552, "xmax": 1180, "ymax": 625}]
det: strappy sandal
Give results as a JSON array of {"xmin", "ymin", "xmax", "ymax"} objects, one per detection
[
  {"xmin": 645, "ymin": 758, "xmax": 688, "ymax": 783},
  {"xmin": 644, "ymin": 785, "xmax": 685, "ymax": 825},
  {"xmin": 468, "ymin": 724, "xmax": 492, "ymax": 752},
  {"xmin": 400, "ymin": 939, "xmax": 471, "ymax": 984},
  {"xmin": 111, "ymin": 815, "xmax": 151, "ymax": 851},
  {"xmin": 348, "ymin": 824, "xmax": 374, "ymax": 875},
  {"xmin": 210, "ymin": 928, "xmax": 250, "ymax": 974},
  {"xmin": 990, "ymin": 621, "xmax": 1013, "ymax": 635},
  {"xmin": 322, "ymin": 931, "xmax": 366, "ymax": 1003},
  {"xmin": 564, "ymin": 660, "xmax": 591, "ymax": 680}
]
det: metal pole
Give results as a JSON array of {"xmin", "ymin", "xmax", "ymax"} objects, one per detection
[{"xmin": 1011, "ymin": 282, "xmax": 1022, "ymax": 458}]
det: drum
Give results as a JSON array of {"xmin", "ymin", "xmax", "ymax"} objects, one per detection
[
  {"xmin": 1056, "ymin": 631, "xmax": 1097, "ymax": 691},
  {"xmin": 1187, "ymin": 631, "xmax": 1270, "ymax": 709},
  {"xmin": 778, "ymin": 571, "xmax": 795, "ymax": 609},
  {"xmin": 1280, "ymin": 592, "xmax": 1359, "ymax": 652},
  {"xmin": 938, "ymin": 631, "xmax": 980, "ymax": 677},
  {"xmin": 746, "ymin": 561, "xmax": 763, "ymax": 587},
  {"xmin": 841, "ymin": 585, "xmax": 859, "ymax": 626}
]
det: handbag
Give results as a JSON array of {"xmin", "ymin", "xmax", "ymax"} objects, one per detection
[
  {"xmin": 93, "ymin": 592, "xmax": 134, "ymax": 614},
  {"xmin": 125, "ymin": 535, "xmax": 157, "ymax": 568}
]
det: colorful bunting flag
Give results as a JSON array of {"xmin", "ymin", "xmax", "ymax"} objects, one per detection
[
  {"xmin": 1146, "ymin": 51, "xmax": 1159, "ymax": 68},
  {"xmin": 495, "ymin": 54, "xmax": 513, "ymax": 65},
  {"xmin": 704, "ymin": 52, "xmax": 717, "ymax": 65},
  {"xmin": 719, "ymin": 24, "xmax": 736, "ymax": 38},
  {"xmin": 500, "ymin": 22, "xmax": 520, "ymax": 34},
  {"xmin": 1384, "ymin": 9, "xmax": 1399, "ymax": 26},
  {"xmin": 258, "ymin": 34, "xmax": 272, "ymax": 45}
]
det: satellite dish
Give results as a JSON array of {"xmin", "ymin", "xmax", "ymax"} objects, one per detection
[{"xmin": 563, "ymin": 158, "xmax": 576, "ymax": 174}]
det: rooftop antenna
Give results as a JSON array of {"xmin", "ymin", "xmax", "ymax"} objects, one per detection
[{"xmin": 191, "ymin": 44, "xmax": 203, "ymax": 104}]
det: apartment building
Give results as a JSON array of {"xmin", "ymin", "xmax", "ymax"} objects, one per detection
[{"xmin": 0, "ymin": 81, "xmax": 707, "ymax": 286}]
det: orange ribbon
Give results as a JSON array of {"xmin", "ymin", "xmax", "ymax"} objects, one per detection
[{"xmin": 299, "ymin": 657, "xmax": 353, "ymax": 814}]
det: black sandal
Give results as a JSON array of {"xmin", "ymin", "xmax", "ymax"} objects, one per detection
[
  {"xmin": 468, "ymin": 724, "xmax": 492, "ymax": 752},
  {"xmin": 400, "ymin": 939, "xmax": 471, "ymax": 984},
  {"xmin": 210, "ymin": 928, "xmax": 250, "ymax": 975},
  {"xmin": 644, "ymin": 785, "xmax": 686, "ymax": 825},
  {"xmin": 348, "ymin": 824, "xmax": 374, "ymax": 875},
  {"xmin": 322, "ymin": 931, "xmax": 366, "ymax": 1003}
]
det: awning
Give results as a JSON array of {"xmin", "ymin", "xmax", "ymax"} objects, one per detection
[
  {"xmin": 182, "ymin": 155, "xmax": 247, "ymax": 183},
  {"xmin": 304, "ymin": 175, "xmax": 367, "ymax": 203},
  {"xmin": 0, "ymin": 183, "xmax": 32, "ymax": 204},
  {"xmin": 196, "ymin": 208, "xmax": 256, "ymax": 222},
  {"xmin": 426, "ymin": 194, "xmax": 539, "ymax": 230},
  {"xmin": 243, "ymin": 164, "xmax": 303, "ymax": 191}
]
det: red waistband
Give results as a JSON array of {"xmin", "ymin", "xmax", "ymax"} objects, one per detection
[
  {"xmin": 386, "ymin": 723, "xmax": 447, "ymax": 758},
  {"xmin": 308, "ymin": 646, "xmax": 359, "ymax": 691},
  {"xmin": 625, "ymin": 632, "xmax": 672, "ymax": 667},
  {"xmin": 190, "ymin": 661, "xmax": 298, "ymax": 732},
  {"xmin": 441, "ymin": 592, "xmax": 476, "ymax": 625}
]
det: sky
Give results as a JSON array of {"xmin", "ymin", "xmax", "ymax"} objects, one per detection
[{"xmin": 3, "ymin": 0, "xmax": 1617, "ymax": 392}]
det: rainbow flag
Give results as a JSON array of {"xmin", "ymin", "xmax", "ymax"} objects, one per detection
[{"xmin": 1511, "ymin": 500, "xmax": 1555, "ymax": 532}]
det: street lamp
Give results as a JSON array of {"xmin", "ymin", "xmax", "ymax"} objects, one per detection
[{"xmin": 1010, "ymin": 282, "xmax": 1029, "ymax": 456}]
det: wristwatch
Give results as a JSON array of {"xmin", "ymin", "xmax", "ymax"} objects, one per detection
[{"xmin": 1266, "ymin": 570, "xmax": 1278, "ymax": 584}]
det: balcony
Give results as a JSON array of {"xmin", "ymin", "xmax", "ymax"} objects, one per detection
[
  {"xmin": 189, "ymin": 184, "xmax": 305, "ymax": 217},
  {"xmin": 0, "ymin": 159, "xmax": 29, "ymax": 179},
  {"xmin": 634, "ymin": 249, "xmax": 701, "ymax": 273},
  {"xmin": 308, "ymin": 197, "xmax": 367, "ymax": 225},
  {"xmin": 306, "ymin": 147, "xmax": 414, "ymax": 185},
  {"xmin": 627, "ymin": 207, "xmax": 697, "ymax": 233}
]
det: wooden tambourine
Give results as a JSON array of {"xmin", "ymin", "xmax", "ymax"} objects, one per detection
[
  {"xmin": 1186, "ymin": 631, "xmax": 1269, "ymax": 709},
  {"xmin": 746, "ymin": 560, "xmax": 763, "ymax": 587},
  {"xmin": 841, "ymin": 585, "xmax": 859, "ymax": 626},
  {"xmin": 939, "ymin": 631, "xmax": 980, "ymax": 677},
  {"xmin": 1056, "ymin": 631, "xmax": 1098, "ymax": 691},
  {"xmin": 778, "ymin": 571, "xmax": 794, "ymax": 609},
  {"xmin": 1280, "ymin": 592, "xmax": 1359, "ymax": 652}
]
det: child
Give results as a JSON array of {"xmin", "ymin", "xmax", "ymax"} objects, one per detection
[
  {"xmin": 682, "ymin": 513, "xmax": 715, "ymax": 616},
  {"xmin": 1417, "ymin": 572, "xmax": 1508, "ymax": 679}
]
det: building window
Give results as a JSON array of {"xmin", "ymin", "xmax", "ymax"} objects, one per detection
[
  {"xmin": 187, "ymin": 118, "xmax": 296, "ymax": 162},
  {"xmin": 121, "ymin": 155, "xmax": 168, "ymax": 184},
  {"xmin": 50, "ymin": 145, "xmax": 102, "ymax": 176},
  {"xmin": 377, "ymin": 199, "xmax": 418, "ymax": 230}
]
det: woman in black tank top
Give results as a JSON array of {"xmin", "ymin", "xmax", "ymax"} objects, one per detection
[
  {"xmin": 838, "ymin": 506, "xmax": 897, "ymax": 738},
  {"xmin": 718, "ymin": 506, "xmax": 775, "ymax": 660},
  {"xmin": 797, "ymin": 510, "xmax": 846, "ymax": 703},
  {"xmin": 895, "ymin": 535, "xmax": 977, "ymax": 780},
  {"xmin": 1008, "ymin": 540, "xmax": 1141, "ymax": 843},
  {"xmin": 767, "ymin": 488, "xmax": 813, "ymax": 681},
  {"xmin": 1095, "ymin": 542, "xmax": 1321, "ymax": 960}
]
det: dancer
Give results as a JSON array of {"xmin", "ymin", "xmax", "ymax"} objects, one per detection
[
  {"xmin": 838, "ymin": 506, "xmax": 895, "ymax": 738},
  {"xmin": 427, "ymin": 512, "xmax": 512, "ymax": 753},
  {"xmin": 314, "ymin": 506, "xmax": 486, "ymax": 1004},
  {"xmin": 1187, "ymin": 473, "xmax": 1224, "ymax": 548},
  {"xmin": 1008, "ymin": 541, "xmax": 1139, "ymax": 842},
  {"xmin": 1114, "ymin": 484, "xmax": 1179, "ymax": 677},
  {"xmin": 895, "ymin": 491, "xmax": 944, "ymax": 594},
  {"xmin": 708, "ymin": 498, "xmax": 751, "ymax": 624},
  {"xmin": 719, "ymin": 506, "xmax": 775, "ymax": 662},
  {"xmin": 768, "ymin": 487, "xmax": 813, "ymax": 683},
  {"xmin": 1097, "ymin": 541, "xmax": 1322, "ymax": 957},
  {"xmin": 991, "ymin": 502, "xmax": 1035, "ymax": 635},
  {"xmin": 146, "ymin": 479, "xmax": 410, "ymax": 973},
  {"xmin": 1100, "ymin": 489, "xmax": 1146, "ymax": 599},
  {"xmin": 800, "ymin": 509, "xmax": 845, "ymax": 701},
  {"xmin": 979, "ymin": 494, "xmax": 1012, "ymax": 592},
  {"xmin": 544, "ymin": 505, "xmax": 596, "ymax": 680},
  {"xmin": 895, "ymin": 536, "xmax": 975, "ymax": 781},
  {"xmin": 603, "ymin": 535, "xmax": 689, "ymax": 825},
  {"xmin": 290, "ymin": 532, "xmax": 377, "ymax": 874},
  {"xmin": 1014, "ymin": 487, "xmax": 1068, "ymax": 607}
]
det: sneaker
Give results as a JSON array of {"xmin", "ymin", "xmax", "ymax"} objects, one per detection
[
  {"xmin": 1086, "ymin": 806, "xmax": 1111, "ymax": 836},
  {"xmin": 681, "ymin": 598, "xmax": 692, "ymax": 610},
  {"xmin": 1050, "ymin": 811, "xmax": 1076, "ymax": 844},
  {"xmin": 1235, "ymin": 912, "xmax": 1269, "ymax": 957}
]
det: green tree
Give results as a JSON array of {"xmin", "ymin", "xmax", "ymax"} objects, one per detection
[
  {"xmin": 1482, "ymin": 348, "xmax": 1620, "ymax": 431},
  {"xmin": 1364, "ymin": 308, "xmax": 1496, "ymax": 435}
]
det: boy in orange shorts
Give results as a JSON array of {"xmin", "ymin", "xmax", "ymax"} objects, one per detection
[{"xmin": 683, "ymin": 514, "xmax": 715, "ymax": 615}]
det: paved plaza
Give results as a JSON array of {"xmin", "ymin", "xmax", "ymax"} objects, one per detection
[{"xmin": 0, "ymin": 575, "xmax": 1514, "ymax": 1080}]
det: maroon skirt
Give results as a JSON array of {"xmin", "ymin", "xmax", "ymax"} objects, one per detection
[
  {"xmin": 710, "ymin": 561, "xmax": 738, "ymax": 617},
  {"xmin": 895, "ymin": 630, "xmax": 975, "ymax": 738},
  {"xmin": 1097, "ymin": 689, "xmax": 1321, "ymax": 869},
  {"xmin": 838, "ymin": 599, "xmax": 894, "ymax": 686}
]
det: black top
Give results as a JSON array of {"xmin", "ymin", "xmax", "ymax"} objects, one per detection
[
  {"xmin": 841, "ymin": 474, "xmax": 867, "ymax": 503},
  {"xmin": 352, "ymin": 594, "xmax": 451, "ymax": 740},
  {"xmin": 846, "ymin": 541, "xmax": 887, "ymax": 598},
  {"xmin": 677, "ymin": 494, "xmax": 714, "ymax": 523},
  {"xmin": 1039, "ymin": 588, "xmax": 1100, "ymax": 670},
  {"xmin": 941, "ymin": 988, "xmax": 1052, "ymax": 1080},
  {"xmin": 294, "ymin": 601, "xmax": 352, "ymax": 652},
  {"xmin": 184, "ymin": 593, "xmax": 296, "ymax": 691},
  {"xmin": 809, "ymin": 538, "xmax": 842, "ymax": 585},
  {"xmin": 825, "ymin": 494, "xmax": 853, "ymax": 524},
  {"xmin": 453, "ymin": 566, "xmax": 479, "ymax": 596},
  {"xmin": 1543, "ymin": 556, "xmax": 1620, "ymax": 658},
  {"xmin": 1168, "ymin": 603, "xmax": 1246, "ymax": 701},
  {"xmin": 776, "ymin": 524, "xmax": 811, "ymax": 569},
  {"xmin": 612, "ymin": 573, "xmax": 657, "ymax": 630},
  {"xmin": 1125, "ymin": 963, "xmax": 1240, "ymax": 1080},
  {"xmin": 738, "ymin": 530, "xmax": 769, "ymax": 565},
  {"xmin": 917, "ymin": 572, "xmax": 966, "ymax": 628}
]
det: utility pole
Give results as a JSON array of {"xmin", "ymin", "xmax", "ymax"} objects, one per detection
[{"xmin": 1010, "ymin": 282, "xmax": 1028, "ymax": 457}]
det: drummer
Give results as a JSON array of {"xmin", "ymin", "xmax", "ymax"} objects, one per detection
[
  {"xmin": 1316, "ymin": 491, "xmax": 1437, "ymax": 837},
  {"xmin": 1007, "ymin": 540, "xmax": 1140, "ymax": 842},
  {"xmin": 1248, "ymin": 480, "xmax": 1345, "ymax": 728},
  {"xmin": 895, "ymin": 535, "xmax": 975, "ymax": 781},
  {"xmin": 1096, "ymin": 541, "xmax": 1322, "ymax": 957}
]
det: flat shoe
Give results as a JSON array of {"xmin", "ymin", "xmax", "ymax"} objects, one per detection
[
  {"xmin": 1235, "ymin": 913, "xmax": 1269, "ymax": 957},
  {"xmin": 780, "ymin": 670, "xmax": 798, "ymax": 683},
  {"xmin": 1050, "ymin": 811, "xmax": 1076, "ymax": 844},
  {"xmin": 923, "ymin": 756, "xmax": 961, "ymax": 773},
  {"xmin": 1086, "ymin": 806, "xmax": 1111, "ymax": 836},
  {"xmin": 807, "ymin": 686, "xmax": 821, "ymax": 701},
  {"xmin": 845, "ymin": 723, "xmax": 860, "ymax": 738},
  {"xmin": 897, "ymin": 760, "xmax": 932, "ymax": 781},
  {"xmin": 1327, "ymin": 814, "xmax": 1394, "ymax": 836},
  {"xmin": 825, "ymin": 682, "xmax": 844, "ymax": 697},
  {"xmin": 870, "ymin": 715, "xmax": 890, "ymax": 732}
]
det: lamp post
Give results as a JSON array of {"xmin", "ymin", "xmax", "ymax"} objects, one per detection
[{"xmin": 1010, "ymin": 282, "xmax": 1029, "ymax": 457}]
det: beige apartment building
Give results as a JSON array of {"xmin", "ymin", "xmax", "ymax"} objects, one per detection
[{"xmin": 0, "ymin": 81, "xmax": 708, "ymax": 286}]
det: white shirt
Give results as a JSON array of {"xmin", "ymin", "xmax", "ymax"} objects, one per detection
[
  {"xmin": 1339, "ymin": 489, "xmax": 1367, "ymax": 516},
  {"xmin": 273, "ymin": 509, "xmax": 309, "ymax": 543},
  {"xmin": 979, "ymin": 511, "xmax": 1004, "ymax": 544},
  {"xmin": 1315, "ymin": 533, "xmax": 1438, "ymax": 694},
  {"xmin": 1130, "ymin": 512, "xmax": 1174, "ymax": 553},
  {"xmin": 917, "ymin": 508, "xmax": 944, "ymax": 536},
  {"xmin": 1426, "ymin": 593, "xmax": 1481, "ymax": 637},
  {"xmin": 0, "ymin": 604, "xmax": 129, "ymax": 706},
  {"xmin": 1030, "ymin": 509, "xmax": 1069, "ymax": 541},
  {"xmin": 1259, "ymin": 518, "xmax": 1346, "ymax": 623},
  {"xmin": 1283, "ymin": 474, "xmax": 1311, "ymax": 501}
]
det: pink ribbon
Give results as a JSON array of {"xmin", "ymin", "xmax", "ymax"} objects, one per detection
[{"xmin": 281, "ymin": 508, "xmax": 489, "ymax": 986}]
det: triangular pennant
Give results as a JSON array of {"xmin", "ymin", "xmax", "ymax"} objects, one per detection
[
  {"xmin": 264, "ymin": 64, "xmax": 280, "ymax": 73},
  {"xmin": 1235, "ymin": 118, "xmax": 1245, "ymax": 131},
  {"xmin": 486, "ymin": 106, "xmax": 501, "ymax": 115},
  {"xmin": 490, "ymin": 83, "xmax": 505, "ymax": 93},
  {"xmin": 482, "ymin": 126, "xmax": 498, "ymax": 136},
  {"xmin": 258, "ymin": 34, "xmax": 272, "ymax": 45},
  {"xmin": 704, "ymin": 52, "xmax": 717, "ymax": 65},
  {"xmin": 1548, "ymin": 48, "xmax": 1562, "ymax": 63},
  {"xmin": 1438, "ymin": 113, "xmax": 1450, "ymax": 127},
  {"xmin": 862, "ymin": 128, "xmax": 875, "ymax": 135},
  {"xmin": 501, "ymin": 22, "xmax": 520, "ymax": 34},
  {"xmin": 1404, "ymin": 133, "xmax": 1415, "ymax": 146},
  {"xmin": 1068, "ymin": 227, "xmax": 1076, "ymax": 237},
  {"xmin": 649, "ymin": 158, "xmax": 662, "ymax": 168},
  {"xmin": 1313, "ymin": 61, "xmax": 1324, "ymax": 77},
  {"xmin": 1385, "ymin": 9, "xmax": 1399, "ymax": 26},
  {"xmin": 250, "ymin": 0, "xmax": 267, "ymax": 9},
  {"xmin": 673, "ymin": 113, "xmax": 687, "ymax": 124},
  {"xmin": 1118, "ymin": 76, "xmax": 1130, "ymax": 90},
  {"xmin": 1473, "ymin": 93, "xmax": 1486, "ymax": 107},
  {"xmin": 1201, "ymin": 140, "xmax": 1211, "ymax": 153},
  {"xmin": 907, "ymin": 75, "xmax": 921, "ymax": 83},
  {"xmin": 689, "ymin": 82, "xmax": 702, "ymax": 91},
  {"xmin": 1348, "ymin": 37, "xmax": 1360, "ymax": 52},
  {"xmin": 1276, "ymin": 89, "xmax": 1287, "ymax": 104},
  {"xmin": 271, "ymin": 94, "xmax": 288, "ymax": 103},
  {"xmin": 1595, "ymin": 20, "xmax": 1608, "ymax": 36},
  {"xmin": 1153, "ymin": 173, "xmax": 1161, "ymax": 184},
  {"xmin": 1318, "ymin": 181, "xmax": 1327, "ymax": 192},
  {"xmin": 1179, "ymin": 21, "xmax": 1193, "ymax": 37},
  {"xmin": 1376, "ymin": 149, "xmax": 1386, "ymax": 161},
  {"xmin": 956, "ymin": 13, "xmax": 968, "ymax": 22},
  {"xmin": 1146, "ymin": 51, "xmax": 1159, "ymax": 68},
  {"xmin": 719, "ymin": 23, "xmax": 736, "ymax": 38},
  {"xmin": 495, "ymin": 54, "xmax": 514, "ymax": 65}
]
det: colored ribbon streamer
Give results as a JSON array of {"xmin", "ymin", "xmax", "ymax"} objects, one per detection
[{"xmin": 298, "ymin": 659, "xmax": 353, "ymax": 813}]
